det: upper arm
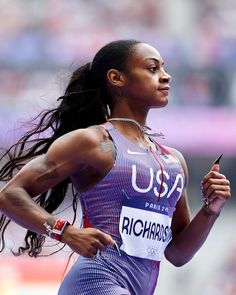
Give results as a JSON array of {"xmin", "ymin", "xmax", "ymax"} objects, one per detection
[
  {"xmin": 1, "ymin": 129, "xmax": 101, "ymax": 197},
  {"xmin": 167, "ymin": 147, "xmax": 191, "ymax": 238}
]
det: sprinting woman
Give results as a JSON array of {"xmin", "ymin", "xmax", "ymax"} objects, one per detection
[{"xmin": 0, "ymin": 40, "xmax": 231, "ymax": 294}]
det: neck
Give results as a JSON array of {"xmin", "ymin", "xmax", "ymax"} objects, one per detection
[
  {"xmin": 108, "ymin": 117, "xmax": 144, "ymax": 139},
  {"xmin": 109, "ymin": 101, "xmax": 164, "ymax": 138},
  {"xmin": 111, "ymin": 116, "xmax": 146, "ymax": 127},
  {"xmin": 109, "ymin": 118, "xmax": 146, "ymax": 133},
  {"xmin": 110, "ymin": 96, "xmax": 150, "ymax": 125},
  {"xmin": 108, "ymin": 117, "xmax": 164, "ymax": 138}
]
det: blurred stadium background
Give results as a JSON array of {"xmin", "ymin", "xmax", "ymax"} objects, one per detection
[{"xmin": 0, "ymin": 0, "xmax": 235, "ymax": 294}]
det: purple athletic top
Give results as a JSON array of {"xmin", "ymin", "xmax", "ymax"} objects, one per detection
[
  {"xmin": 58, "ymin": 122, "xmax": 185, "ymax": 295},
  {"xmin": 80, "ymin": 122, "xmax": 184, "ymax": 239}
]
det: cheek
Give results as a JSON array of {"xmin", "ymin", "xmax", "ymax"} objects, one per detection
[
  {"xmin": 132, "ymin": 77, "xmax": 157, "ymax": 92},
  {"xmin": 129, "ymin": 84, "xmax": 153, "ymax": 100},
  {"xmin": 126, "ymin": 72, "xmax": 158, "ymax": 96}
]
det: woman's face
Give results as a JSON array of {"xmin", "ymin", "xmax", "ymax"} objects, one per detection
[{"xmin": 123, "ymin": 43, "xmax": 171, "ymax": 110}]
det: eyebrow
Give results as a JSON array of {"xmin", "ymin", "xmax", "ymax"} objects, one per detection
[{"xmin": 145, "ymin": 57, "xmax": 164, "ymax": 65}]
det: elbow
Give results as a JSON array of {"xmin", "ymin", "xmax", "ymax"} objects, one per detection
[
  {"xmin": 164, "ymin": 246, "xmax": 193, "ymax": 267},
  {"xmin": 0, "ymin": 192, "xmax": 8, "ymax": 216},
  {"xmin": 0, "ymin": 187, "xmax": 12, "ymax": 212},
  {"xmin": 0, "ymin": 188, "xmax": 8, "ymax": 206},
  {"xmin": 167, "ymin": 258, "xmax": 189, "ymax": 268},
  {"xmin": 0, "ymin": 186, "xmax": 22, "ymax": 213}
]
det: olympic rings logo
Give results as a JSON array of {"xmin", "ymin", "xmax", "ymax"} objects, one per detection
[{"xmin": 147, "ymin": 247, "xmax": 158, "ymax": 256}]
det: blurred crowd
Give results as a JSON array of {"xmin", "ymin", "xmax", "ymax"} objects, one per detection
[{"xmin": 0, "ymin": 0, "xmax": 236, "ymax": 108}]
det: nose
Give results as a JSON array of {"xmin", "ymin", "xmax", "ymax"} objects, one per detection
[{"xmin": 159, "ymin": 71, "xmax": 171, "ymax": 83}]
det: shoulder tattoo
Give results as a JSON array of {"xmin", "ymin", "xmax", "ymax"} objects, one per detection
[
  {"xmin": 99, "ymin": 133, "xmax": 116, "ymax": 159},
  {"xmin": 91, "ymin": 126, "xmax": 117, "ymax": 160}
]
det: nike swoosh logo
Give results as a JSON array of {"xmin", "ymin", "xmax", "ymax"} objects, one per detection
[{"xmin": 127, "ymin": 149, "xmax": 147, "ymax": 155}]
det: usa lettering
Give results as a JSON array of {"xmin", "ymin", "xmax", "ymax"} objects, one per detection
[
  {"xmin": 121, "ymin": 216, "xmax": 171, "ymax": 242},
  {"xmin": 131, "ymin": 165, "xmax": 184, "ymax": 198}
]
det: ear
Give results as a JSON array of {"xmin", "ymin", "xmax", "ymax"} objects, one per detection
[{"xmin": 107, "ymin": 69, "xmax": 125, "ymax": 87}]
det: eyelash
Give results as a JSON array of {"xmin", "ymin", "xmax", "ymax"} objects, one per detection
[{"xmin": 149, "ymin": 66, "xmax": 158, "ymax": 73}]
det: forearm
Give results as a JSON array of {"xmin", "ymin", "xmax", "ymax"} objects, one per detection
[
  {"xmin": 165, "ymin": 205, "xmax": 220, "ymax": 266},
  {"xmin": 0, "ymin": 186, "xmax": 55, "ymax": 234}
]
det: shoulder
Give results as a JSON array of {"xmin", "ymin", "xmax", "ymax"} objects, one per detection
[
  {"xmin": 164, "ymin": 146, "xmax": 186, "ymax": 166},
  {"xmin": 163, "ymin": 145, "xmax": 189, "ymax": 186},
  {"xmin": 44, "ymin": 125, "xmax": 105, "ymax": 163},
  {"xmin": 47, "ymin": 124, "xmax": 113, "ymax": 165},
  {"xmin": 49, "ymin": 125, "xmax": 108, "ymax": 153}
]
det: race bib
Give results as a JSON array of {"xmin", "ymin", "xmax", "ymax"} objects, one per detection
[{"xmin": 119, "ymin": 197, "xmax": 174, "ymax": 261}]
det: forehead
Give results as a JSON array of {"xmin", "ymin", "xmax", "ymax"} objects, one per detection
[{"xmin": 128, "ymin": 43, "xmax": 163, "ymax": 65}]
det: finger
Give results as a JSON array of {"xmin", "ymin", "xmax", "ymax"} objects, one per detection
[
  {"xmin": 203, "ymin": 178, "xmax": 229, "ymax": 193},
  {"xmin": 85, "ymin": 246, "xmax": 99, "ymax": 259},
  {"xmin": 95, "ymin": 230, "xmax": 116, "ymax": 246},
  {"xmin": 203, "ymin": 154, "xmax": 223, "ymax": 183},
  {"xmin": 204, "ymin": 184, "xmax": 230, "ymax": 199},
  {"xmin": 91, "ymin": 229, "xmax": 121, "ymax": 255},
  {"xmin": 207, "ymin": 190, "xmax": 231, "ymax": 203},
  {"xmin": 92, "ymin": 240, "xmax": 107, "ymax": 251},
  {"xmin": 100, "ymin": 233, "xmax": 121, "ymax": 255},
  {"xmin": 211, "ymin": 163, "xmax": 219, "ymax": 172},
  {"xmin": 92, "ymin": 233, "xmax": 120, "ymax": 255},
  {"xmin": 86, "ymin": 252, "xmax": 97, "ymax": 259},
  {"xmin": 203, "ymin": 172, "xmax": 226, "ymax": 186}
]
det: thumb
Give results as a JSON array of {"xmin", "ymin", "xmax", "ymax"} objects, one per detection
[
  {"xmin": 211, "ymin": 154, "xmax": 223, "ymax": 172},
  {"xmin": 211, "ymin": 163, "xmax": 220, "ymax": 172}
]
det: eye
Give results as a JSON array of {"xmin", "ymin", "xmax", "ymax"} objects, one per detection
[{"xmin": 149, "ymin": 66, "xmax": 158, "ymax": 73}]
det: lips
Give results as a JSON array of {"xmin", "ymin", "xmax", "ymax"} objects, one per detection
[
  {"xmin": 158, "ymin": 86, "xmax": 170, "ymax": 91},
  {"xmin": 158, "ymin": 86, "xmax": 170, "ymax": 96}
]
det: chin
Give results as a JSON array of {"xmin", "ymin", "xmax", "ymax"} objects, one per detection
[
  {"xmin": 151, "ymin": 98, "xmax": 169, "ymax": 109},
  {"xmin": 162, "ymin": 99, "xmax": 169, "ymax": 107}
]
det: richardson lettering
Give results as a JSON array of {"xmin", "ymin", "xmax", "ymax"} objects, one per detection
[
  {"xmin": 122, "ymin": 217, "xmax": 130, "ymax": 234},
  {"xmin": 155, "ymin": 224, "xmax": 168, "ymax": 241},
  {"xmin": 143, "ymin": 221, "xmax": 152, "ymax": 238},
  {"xmin": 133, "ymin": 219, "xmax": 143, "ymax": 236},
  {"xmin": 121, "ymin": 216, "xmax": 171, "ymax": 242}
]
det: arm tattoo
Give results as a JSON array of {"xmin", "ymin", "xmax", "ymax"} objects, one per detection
[
  {"xmin": 5, "ymin": 190, "xmax": 29, "ymax": 207},
  {"xmin": 92, "ymin": 126, "xmax": 116, "ymax": 159},
  {"xmin": 99, "ymin": 134, "xmax": 117, "ymax": 159},
  {"xmin": 37, "ymin": 160, "xmax": 59, "ymax": 183}
]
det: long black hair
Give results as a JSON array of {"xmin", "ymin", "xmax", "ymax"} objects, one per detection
[{"xmin": 0, "ymin": 39, "xmax": 141, "ymax": 257}]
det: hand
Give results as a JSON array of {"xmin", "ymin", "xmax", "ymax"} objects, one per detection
[
  {"xmin": 202, "ymin": 163, "xmax": 231, "ymax": 215},
  {"xmin": 61, "ymin": 226, "xmax": 116, "ymax": 258}
]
